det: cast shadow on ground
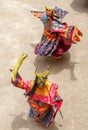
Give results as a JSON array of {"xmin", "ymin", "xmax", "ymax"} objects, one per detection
[
  {"xmin": 33, "ymin": 52, "xmax": 79, "ymax": 81},
  {"xmin": 71, "ymin": 0, "xmax": 88, "ymax": 13},
  {"xmin": 11, "ymin": 112, "xmax": 61, "ymax": 130}
]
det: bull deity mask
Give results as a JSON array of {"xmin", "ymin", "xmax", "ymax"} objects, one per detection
[{"xmin": 35, "ymin": 67, "xmax": 49, "ymax": 87}]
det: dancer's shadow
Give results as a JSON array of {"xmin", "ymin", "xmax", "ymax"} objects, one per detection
[
  {"xmin": 11, "ymin": 112, "xmax": 60, "ymax": 130},
  {"xmin": 34, "ymin": 52, "xmax": 79, "ymax": 81},
  {"xmin": 71, "ymin": 0, "xmax": 88, "ymax": 13}
]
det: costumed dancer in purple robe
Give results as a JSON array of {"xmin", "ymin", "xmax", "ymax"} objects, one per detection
[{"xmin": 31, "ymin": 7, "xmax": 83, "ymax": 58}]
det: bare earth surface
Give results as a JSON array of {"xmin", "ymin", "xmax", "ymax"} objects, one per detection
[{"xmin": 0, "ymin": 0, "xmax": 88, "ymax": 130}]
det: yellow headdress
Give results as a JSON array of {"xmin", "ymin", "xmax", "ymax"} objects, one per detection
[
  {"xmin": 45, "ymin": 7, "xmax": 53, "ymax": 12},
  {"xmin": 35, "ymin": 66, "xmax": 49, "ymax": 78}
]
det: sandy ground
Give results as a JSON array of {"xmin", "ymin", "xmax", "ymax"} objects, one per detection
[{"xmin": 0, "ymin": 0, "xmax": 88, "ymax": 130}]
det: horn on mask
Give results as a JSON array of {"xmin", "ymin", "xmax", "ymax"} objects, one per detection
[{"xmin": 34, "ymin": 66, "xmax": 50, "ymax": 77}]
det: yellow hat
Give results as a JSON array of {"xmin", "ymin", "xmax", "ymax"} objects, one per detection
[{"xmin": 35, "ymin": 66, "xmax": 49, "ymax": 78}]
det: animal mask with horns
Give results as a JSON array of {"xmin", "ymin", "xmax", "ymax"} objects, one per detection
[{"xmin": 35, "ymin": 67, "xmax": 49, "ymax": 87}]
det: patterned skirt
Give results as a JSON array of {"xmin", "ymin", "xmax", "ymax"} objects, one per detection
[
  {"xmin": 29, "ymin": 97, "xmax": 63, "ymax": 127},
  {"xmin": 34, "ymin": 30, "xmax": 72, "ymax": 57}
]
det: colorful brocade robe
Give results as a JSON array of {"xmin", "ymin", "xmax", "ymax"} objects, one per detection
[
  {"xmin": 11, "ymin": 73, "xmax": 63, "ymax": 127},
  {"xmin": 31, "ymin": 7, "xmax": 82, "ymax": 57}
]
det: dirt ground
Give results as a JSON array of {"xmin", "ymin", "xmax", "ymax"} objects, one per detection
[{"xmin": 0, "ymin": 0, "xmax": 88, "ymax": 130}]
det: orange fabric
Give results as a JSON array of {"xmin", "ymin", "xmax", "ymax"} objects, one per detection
[
  {"xmin": 29, "ymin": 98, "xmax": 50, "ymax": 114},
  {"xmin": 44, "ymin": 30, "xmax": 57, "ymax": 41},
  {"xmin": 72, "ymin": 26, "xmax": 83, "ymax": 42}
]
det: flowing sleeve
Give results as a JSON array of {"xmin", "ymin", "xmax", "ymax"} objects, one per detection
[
  {"xmin": 31, "ymin": 10, "xmax": 43, "ymax": 19},
  {"xmin": 11, "ymin": 72, "xmax": 33, "ymax": 96},
  {"xmin": 11, "ymin": 72, "xmax": 24, "ymax": 89},
  {"xmin": 53, "ymin": 7, "xmax": 69, "ymax": 20}
]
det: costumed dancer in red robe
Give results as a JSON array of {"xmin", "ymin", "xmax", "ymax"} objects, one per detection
[
  {"xmin": 10, "ymin": 53, "xmax": 63, "ymax": 127},
  {"xmin": 31, "ymin": 7, "xmax": 83, "ymax": 58}
]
